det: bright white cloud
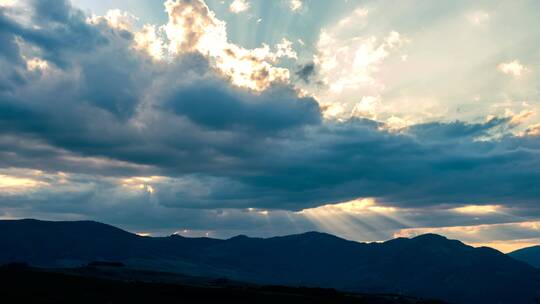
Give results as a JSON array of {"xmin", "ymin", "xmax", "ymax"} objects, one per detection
[
  {"xmin": 289, "ymin": 0, "xmax": 302, "ymax": 12},
  {"xmin": 275, "ymin": 38, "xmax": 298, "ymax": 60},
  {"xmin": 134, "ymin": 24, "xmax": 165, "ymax": 60},
  {"xmin": 498, "ymin": 60, "xmax": 526, "ymax": 76},
  {"xmin": 0, "ymin": 0, "xmax": 16, "ymax": 7},
  {"xmin": 315, "ymin": 25, "xmax": 406, "ymax": 118},
  {"xmin": 229, "ymin": 0, "xmax": 250, "ymax": 14},
  {"xmin": 26, "ymin": 57, "xmax": 49, "ymax": 72},
  {"xmin": 162, "ymin": 0, "xmax": 294, "ymax": 91},
  {"xmin": 307, "ymin": 5, "xmax": 406, "ymax": 121},
  {"xmin": 351, "ymin": 95, "xmax": 381, "ymax": 119},
  {"xmin": 87, "ymin": 9, "xmax": 138, "ymax": 31},
  {"xmin": 316, "ymin": 31, "xmax": 403, "ymax": 93}
]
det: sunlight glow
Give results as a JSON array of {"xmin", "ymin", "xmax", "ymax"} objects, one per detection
[
  {"xmin": 0, "ymin": 174, "xmax": 46, "ymax": 192},
  {"xmin": 452, "ymin": 205, "xmax": 501, "ymax": 214},
  {"xmin": 300, "ymin": 198, "xmax": 397, "ymax": 215},
  {"xmin": 297, "ymin": 198, "xmax": 407, "ymax": 242},
  {"xmin": 247, "ymin": 208, "xmax": 270, "ymax": 216},
  {"xmin": 26, "ymin": 57, "xmax": 49, "ymax": 71},
  {"xmin": 469, "ymin": 239, "xmax": 540, "ymax": 253},
  {"xmin": 134, "ymin": 25, "xmax": 165, "ymax": 60},
  {"xmin": 394, "ymin": 221, "xmax": 540, "ymax": 253},
  {"xmin": 121, "ymin": 176, "xmax": 163, "ymax": 194}
]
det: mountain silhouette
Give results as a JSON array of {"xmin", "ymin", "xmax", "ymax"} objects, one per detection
[
  {"xmin": 1, "ymin": 219, "xmax": 540, "ymax": 304},
  {"xmin": 510, "ymin": 246, "xmax": 540, "ymax": 268}
]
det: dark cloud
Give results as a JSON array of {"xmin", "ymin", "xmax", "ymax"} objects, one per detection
[
  {"xmin": 408, "ymin": 118, "xmax": 510, "ymax": 142},
  {"xmin": 0, "ymin": 13, "xmax": 22, "ymax": 64},
  {"xmin": 165, "ymin": 82, "xmax": 321, "ymax": 132},
  {"xmin": 295, "ymin": 62, "xmax": 316, "ymax": 83},
  {"xmin": 11, "ymin": 0, "xmax": 107, "ymax": 68},
  {"xmin": 0, "ymin": 0, "xmax": 540, "ymax": 237}
]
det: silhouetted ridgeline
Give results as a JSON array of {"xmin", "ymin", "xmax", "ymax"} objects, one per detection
[
  {"xmin": 1, "ymin": 219, "xmax": 540, "ymax": 304},
  {"xmin": 510, "ymin": 246, "xmax": 540, "ymax": 268}
]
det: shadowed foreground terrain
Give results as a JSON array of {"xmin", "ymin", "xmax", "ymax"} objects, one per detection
[{"xmin": 0, "ymin": 264, "xmax": 445, "ymax": 304}]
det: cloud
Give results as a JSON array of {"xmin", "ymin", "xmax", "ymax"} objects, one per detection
[
  {"xmin": 0, "ymin": 170, "xmax": 48, "ymax": 194},
  {"xmin": 229, "ymin": 0, "xmax": 250, "ymax": 14},
  {"xmin": 25, "ymin": 57, "xmax": 49, "ymax": 71},
  {"xmin": 498, "ymin": 60, "xmax": 526, "ymax": 76},
  {"xmin": 162, "ymin": 0, "xmax": 294, "ymax": 91},
  {"xmin": 508, "ymin": 109, "xmax": 534, "ymax": 126},
  {"xmin": 0, "ymin": 0, "xmax": 16, "ymax": 7},
  {"xmin": 313, "ymin": 14, "xmax": 407, "ymax": 118},
  {"xmin": 293, "ymin": 0, "xmax": 540, "ymax": 130},
  {"xmin": 523, "ymin": 123, "xmax": 540, "ymax": 137},
  {"xmin": 0, "ymin": 0, "xmax": 107, "ymax": 69},
  {"xmin": 295, "ymin": 62, "xmax": 316, "ymax": 83},
  {"xmin": 275, "ymin": 38, "xmax": 297, "ymax": 60},
  {"xmin": 87, "ymin": 9, "xmax": 138, "ymax": 31},
  {"xmin": 1, "ymin": 0, "xmax": 540, "ymax": 247},
  {"xmin": 164, "ymin": 82, "xmax": 320, "ymax": 132},
  {"xmin": 452, "ymin": 205, "xmax": 501, "ymax": 215},
  {"xmin": 133, "ymin": 24, "xmax": 164, "ymax": 60},
  {"xmin": 289, "ymin": 0, "xmax": 302, "ymax": 12}
]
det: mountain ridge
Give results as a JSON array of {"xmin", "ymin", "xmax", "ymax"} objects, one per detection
[{"xmin": 510, "ymin": 245, "xmax": 540, "ymax": 268}]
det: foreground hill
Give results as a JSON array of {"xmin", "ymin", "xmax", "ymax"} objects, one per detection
[
  {"xmin": 0, "ymin": 264, "xmax": 445, "ymax": 304},
  {"xmin": 1, "ymin": 219, "xmax": 540, "ymax": 304},
  {"xmin": 510, "ymin": 246, "xmax": 540, "ymax": 268}
]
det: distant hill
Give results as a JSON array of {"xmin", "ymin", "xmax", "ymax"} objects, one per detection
[
  {"xmin": 510, "ymin": 246, "xmax": 540, "ymax": 268},
  {"xmin": 1, "ymin": 219, "xmax": 540, "ymax": 304}
]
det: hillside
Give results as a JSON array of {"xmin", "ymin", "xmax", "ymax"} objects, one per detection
[
  {"xmin": 510, "ymin": 246, "xmax": 540, "ymax": 268},
  {"xmin": 0, "ymin": 264, "xmax": 446, "ymax": 304}
]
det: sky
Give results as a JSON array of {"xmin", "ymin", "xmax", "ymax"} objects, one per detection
[{"xmin": 0, "ymin": 0, "xmax": 539, "ymax": 253}]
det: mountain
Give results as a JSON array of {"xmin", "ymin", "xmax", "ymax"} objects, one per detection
[
  {"xmin": 1, "ymin": 219, "xmax": 540, "ymax": 304},
  {"xmin": 510, "ymin": 246, "xmax": 540, "ymax": 268}
]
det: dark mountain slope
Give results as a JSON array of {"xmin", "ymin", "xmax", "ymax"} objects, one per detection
[
  {"xmin": 0, "ymin": 264, "xmax": 447, "ymax": 304},
  {"xmin": 510, "ymin": 246, "xmax": 540, "ymax": 268}
]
